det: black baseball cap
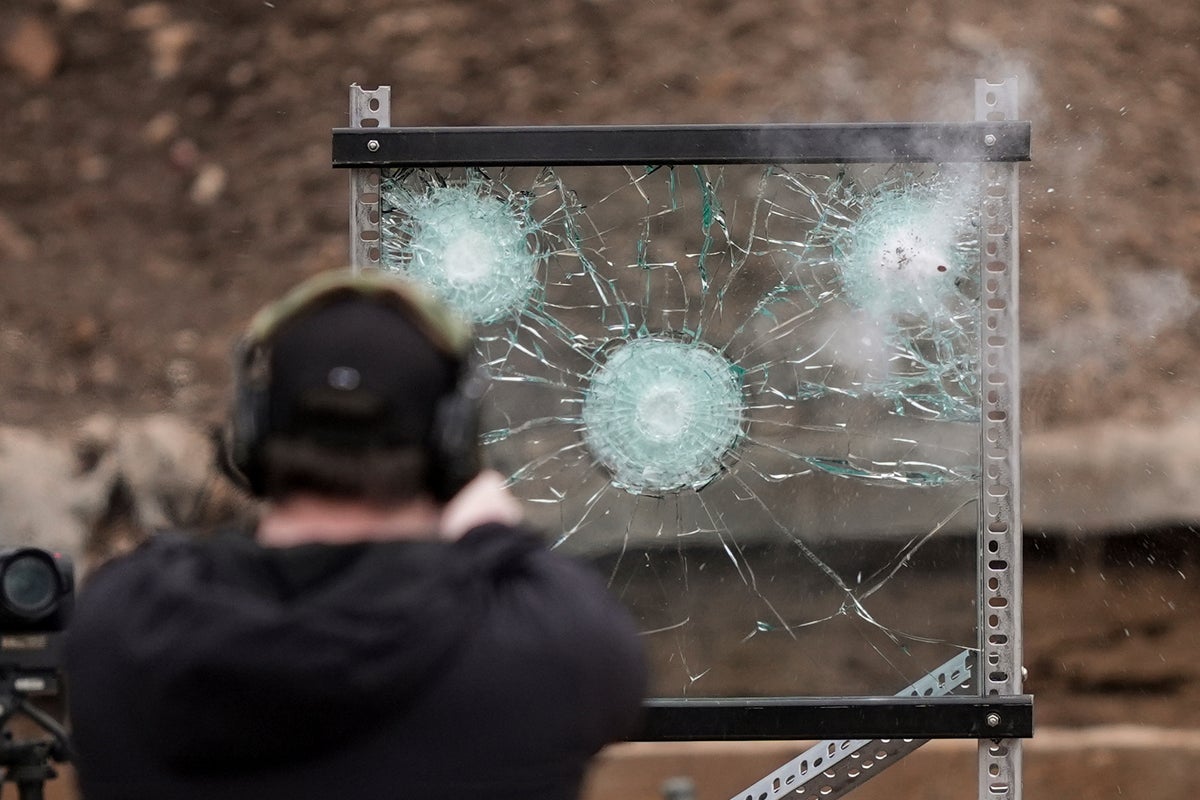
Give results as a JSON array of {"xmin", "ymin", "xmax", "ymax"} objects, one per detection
[{"xmin": 246, "ymin": 270, "xmax": 473, "ymax": 450}]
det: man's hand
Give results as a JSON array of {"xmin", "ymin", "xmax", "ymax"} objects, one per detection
[{"xmin": 438, "ymin": 470, "xmax": 523, "ymax": 541}]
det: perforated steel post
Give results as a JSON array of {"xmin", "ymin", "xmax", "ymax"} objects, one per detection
[
  {"xmin": 348, "ymin": 84, "xmax": 390, "ymax": 270},
  {"xmin": 976, "ymin": 76, "xmax": 1024, "ymax": 800}
]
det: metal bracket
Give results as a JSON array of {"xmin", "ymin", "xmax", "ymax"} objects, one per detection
[
  {"xmin": 333, "ymin": 121, "xmax": 1031, "ymax": 168},
  {"xmin": 728, "ymin": 650, "xmax": 972, "ymax": 800},
  {"xmin": 976, "ymin": 75, "xmax": 1024, "ymax": 800},
  {"xmin": 639, "ymin": 695, "xmax": 1033, "ymax": 742},
  {"xmin": 348, "ymin": 84, "xmax": 390, "ymax": 270}
]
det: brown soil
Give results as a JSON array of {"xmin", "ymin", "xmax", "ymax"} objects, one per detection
[
  {"xmin": 2, "ymin": 0, "xmax": 1199, "ymax": 794},
  {"xmin": 2, "ymin": 0, "xmax": 1198, "ymax": 434}
]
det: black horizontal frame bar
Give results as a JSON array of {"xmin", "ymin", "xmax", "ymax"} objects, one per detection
[
  {"xmin": 332, "ymin": 122, "xmax": 1031, "ymax": 168},
  {"xmin": 636, "ymin": 695, "xmax": 1034, "ymax": 741}
]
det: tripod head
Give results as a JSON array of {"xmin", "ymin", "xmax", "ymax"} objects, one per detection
[{"xmin": 1, "ymin": 672, "xmax": 72, "ymax": 800}]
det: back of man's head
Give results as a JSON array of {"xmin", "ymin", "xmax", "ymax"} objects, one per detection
[{"xmin": 228, "ymin": 270, "xmax": 481, "ymax": 504}]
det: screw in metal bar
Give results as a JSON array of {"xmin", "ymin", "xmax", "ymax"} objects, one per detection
[
  {"xmin": 367, "ymin": 139, "xmax": 381, "ymax": 152},
  {"xmin": 984, "ymin": 133, "xmax": 997, "ymax": 146},
  {"xmin": 986, "ymin": 713, "xmax": 1002, "ymax": 728},
  {"xmin": 349, "ymin": 84, "xmax": 389, "ymax": 269}
]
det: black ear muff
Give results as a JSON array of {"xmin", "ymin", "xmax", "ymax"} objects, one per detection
[
  {"xmin": 226, "ymin": 337, "xmax": 273, "ymax": 496},
  {"xmin": 427, "ymin": 356, "xmax": 487, "ymax": 502},
  {"xmin": 223, "ymin": 270, "xmax": 484, "ymax": 502}
]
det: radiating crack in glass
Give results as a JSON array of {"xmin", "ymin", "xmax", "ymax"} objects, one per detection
[{"xmin": 380, "ymin": 163, "xmax": 983, "ymax": 697}]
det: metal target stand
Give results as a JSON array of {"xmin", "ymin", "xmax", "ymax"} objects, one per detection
[{"xmin": 332, "ymin": 79, "xmax": 1032, "ymax": 800}]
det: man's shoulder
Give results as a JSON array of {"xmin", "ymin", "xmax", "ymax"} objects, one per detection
[
  {"xmin": 83, "ymin": 526, "xmax": 249, "ymax": 588},
  {"xmin": 455, "ymin": 523, "xmax": 632, "ymax": 624}
]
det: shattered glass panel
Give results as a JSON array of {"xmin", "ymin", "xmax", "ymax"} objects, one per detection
[{"xmin": 380, "ymin": 163, "xmax": 983, "ymax": 698}]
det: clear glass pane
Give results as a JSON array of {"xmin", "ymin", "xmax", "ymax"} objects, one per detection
[{"xmin": 380, "ymin": 162, "xmax": 984, "ymax": 698}]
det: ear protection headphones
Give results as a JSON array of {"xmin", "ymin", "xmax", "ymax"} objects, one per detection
[{"xmin": 226, "ymin": 270, "xmax": 485, "ymax": 502}]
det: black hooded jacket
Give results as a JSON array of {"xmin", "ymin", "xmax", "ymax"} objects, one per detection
[{"xmin": 65, "ymin": 523, "xmax": 647, "ymax": 800}]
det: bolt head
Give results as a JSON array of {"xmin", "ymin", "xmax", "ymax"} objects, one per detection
[
  {"xmin": 986, "ymin": 712, "xmax": 1002, "ymax": 727},
  {"xmin": 984, "ymin": 134, "xmax": 998, "ymax": 146},
  {"xmin": 367, "ymin": 139, "xmax": 380, "ymax": 152}
]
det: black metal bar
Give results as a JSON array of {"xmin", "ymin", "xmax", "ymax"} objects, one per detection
[
  {"xmin": 636, "ymin": 695, "xmax": 1034, "ymax": 741},
  {"xmin": 331, "ymin": 122, "xmax": 1031, "ymax": 168}
]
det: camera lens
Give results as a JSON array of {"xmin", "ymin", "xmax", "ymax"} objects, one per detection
[{"xmin": 2, "ymin": 552, "xmax": 59, "ymax": 616}]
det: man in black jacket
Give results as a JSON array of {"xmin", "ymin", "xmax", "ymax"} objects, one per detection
[{"xmin": 65, "ymin": 270, "xmax": 647, "ymax": 800}]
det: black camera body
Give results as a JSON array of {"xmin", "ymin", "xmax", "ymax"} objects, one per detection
[
  {"xmin": 0, "ymin": 547, "xmax": 76, "ymax": 787},
  {"xmin": 1, "ymin": 547, "xmax": 74, "ymax": 685}
]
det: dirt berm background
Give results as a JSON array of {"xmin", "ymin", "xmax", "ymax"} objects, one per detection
[{"xmin": 3, "ymin": 0, "xmax": 1199, "ymax": 797}]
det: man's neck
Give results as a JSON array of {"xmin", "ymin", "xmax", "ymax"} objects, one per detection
[{"xmin": 257, "ymin": 494, "xmax": 443, "ymax": 547}]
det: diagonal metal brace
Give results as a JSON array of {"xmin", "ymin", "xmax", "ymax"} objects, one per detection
[{"xmin": 728, "ymin": 650, "xmax": 973, "ymax": 800}]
